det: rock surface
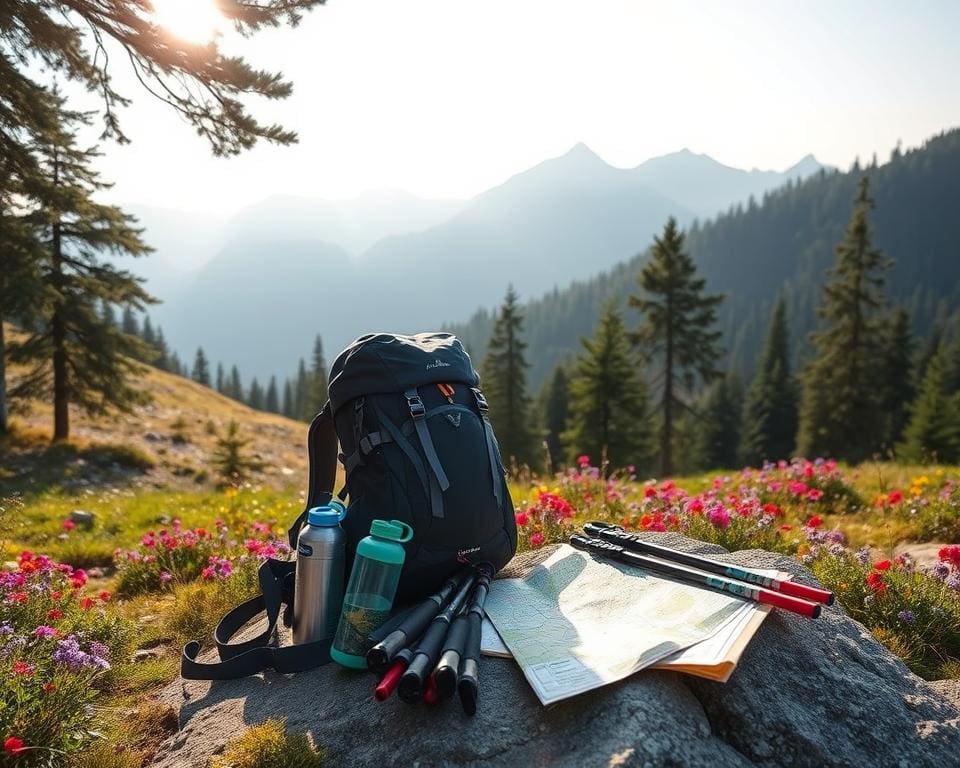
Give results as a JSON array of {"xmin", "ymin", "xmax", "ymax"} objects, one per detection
[{"xmin": 150, "ymin": 534, "xmax": 960, "ymax": 767}]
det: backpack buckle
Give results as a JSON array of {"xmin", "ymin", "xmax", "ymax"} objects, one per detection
[
  {"xmin": 406, "ymin": 393, "xmax": 426, "ymax": 420},
  {"xmin": 472, "ymin": 388, "xmax": 489, "ymax": 414}
]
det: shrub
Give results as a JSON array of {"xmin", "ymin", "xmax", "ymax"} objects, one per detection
[
  {"xmin": 82, "ymin": 443, "xmax": 156, "ymax": 471},
  {"xmin": 0, "ymin": 552, "xmax": 132, "ymax": 765},
  {"xmin": 211, "ymin": 718, "xmax": 325, "ymax": 768}
]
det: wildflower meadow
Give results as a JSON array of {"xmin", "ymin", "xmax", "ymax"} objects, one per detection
[{"xmin": 2, "ymin": 459, "xmax": 960, "ymax": 764}]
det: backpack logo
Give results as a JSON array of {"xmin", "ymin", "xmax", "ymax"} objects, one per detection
[
  {"xmin": 445, "ymin": 413, "xmax": 461, "ymax": 428},
  {"xmin": 426, "ymin": 358, "xmax": 451, "ymax": 370},
  {"xmin": 457, "ymin": 546, "xmax": 480, "ymax": 563}
]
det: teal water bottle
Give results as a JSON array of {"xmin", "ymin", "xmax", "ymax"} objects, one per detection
[{"xmin": 331, "ymin": 519, "xmax": 414, "ymax": 669}]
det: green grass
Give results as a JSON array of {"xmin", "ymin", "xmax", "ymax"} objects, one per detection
[{"xmin": 2, "ymin": 487, "xmax": 303, "ymax": 567}]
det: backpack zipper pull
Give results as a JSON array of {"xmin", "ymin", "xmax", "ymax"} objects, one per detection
[{"xmin": 437, "ymin": 383, "xmax": 455, "ymax": 404}]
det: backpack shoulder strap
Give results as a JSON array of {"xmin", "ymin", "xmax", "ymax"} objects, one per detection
[
  {"xmin": 287, "ymin": 401, "xmax": 338, "ymax": 549},
  {"xmin": 179, "ymin": 558, "xmax": 332, "ymax": 679}
]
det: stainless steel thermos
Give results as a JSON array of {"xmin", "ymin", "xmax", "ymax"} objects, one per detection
[{"xmin": 292, "ymin": 502, "xmax": 347, "ymax": 645}]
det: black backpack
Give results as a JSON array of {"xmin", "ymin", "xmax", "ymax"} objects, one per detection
[
  {"xmin": 288, "ymin": 331, "xmax": 517, "ymax": 601},
  {"xmin": 181, "ymin": 332, "xmax": 516, "ymax": 680}
]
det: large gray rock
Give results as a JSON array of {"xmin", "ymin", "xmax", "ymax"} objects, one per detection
[{"xmin": 150, "ymin": 534, "xmax": 960, "ymax": 767}]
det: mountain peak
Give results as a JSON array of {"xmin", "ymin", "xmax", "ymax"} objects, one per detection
[
  {"xmin": 784, "ymin": 153, "xmax": 826, "ymax": 177},
  {"xmin": 561, "ymin": 142, "xmax": 605, "ymax": 163}
]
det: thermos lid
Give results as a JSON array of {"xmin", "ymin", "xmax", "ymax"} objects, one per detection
[
  {"xmin": 307, "ymin": 501, "xmax": 346, "ymax": 527},
  {"xmin": 369, "ymin": 519, "xmax": 414, "ymax": 543}
]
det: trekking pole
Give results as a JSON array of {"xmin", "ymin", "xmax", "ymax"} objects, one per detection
[
  {"xmin": 432, "ymin": 601, "xmax": 470, "ymax": 701},
  {"xmin": 398, "ymin": 572, "xmax": 477, "ymax": 703},
  {"xmin": 367, "ymin": 569, "xmax": 467, "ymax": 674},
  {"xmin": 457, "ymin": 563, "xmax": 493, "ymax": 716},
  {"xmin": 374, "ymin": 645, "xmax": 415, "ymax": 702},
  {"xmin": 570, "ymin": 535, "xmax": 821, "ymax": 618},
  {"xmin": 584, "ymin": 522, "xmax": 834, "ymax": 605}
]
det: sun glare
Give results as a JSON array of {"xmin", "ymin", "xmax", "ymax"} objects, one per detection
[{"xmin": 150, "ymin": 0, "xmax": 224, "ymax": 44}]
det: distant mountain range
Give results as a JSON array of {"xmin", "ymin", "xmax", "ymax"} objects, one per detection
[
  {"xmin": 134, "ymin": 144, "xmax": 828, "ymax": 380},
  {"xmin": 451, "ymin": 129, "xmax": 960, "ymax": 390}
]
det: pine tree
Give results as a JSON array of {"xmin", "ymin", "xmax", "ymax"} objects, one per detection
[
  {"xmin": 697, "ymin": 374, "xmax": 744, "ymax": 470},
  {"xmin": 265, "ymin": 376, "xmax": 280, "ymax": 413},
  {"xmin": 0, "ymin": 202, "xmax": 43, "ymax": 434},
  {"xmin": 2, "ymin": 2, "xmax": 324, "ymax": 159},
  {"xmin": 212, "ymin": 420, "xmax": 263, "ymax": 487},
  {"xmin": 227, "ymin": 366, "xmax": 243, "ymax": 401},
  {"xmin": 192, "ymin": 348, "xmax": 211, "ymax": 387},
  {"xmin": 100, "ymin": 301, "xmax": 117, "ymax": 329},
  {"xmin": 153, "ymin": 327, "xmax": 169, "ymax": 371},
  {"xmin": 740, "ymin": 298, "xmax": 798, "ymax": 465},
  {"xmin": 9, "ymin": 102, "xmax": 153, "ymax": 440},
  {"xmin": 306, "ymin": 335, "xmax": 329, "ymax": 417},
  {"xmin": 899, "ymin": 350, "xmax": 960, "ymax": 463},
  {"xmin": 121, "ymin": 306, "xmax": 140, "ymax": 337},
  {"xmin": 483, "ymin": 286, "xmax": 537, "ymax": 469},
  {"xmin": 141, "ymin": 316, "xmax": 155, "ymax": 346},
  {"xmin": 293, "ymin": 358, "xmax": 309, "ymax": 422},
  {"xmin": 629, "ymin": 217, "xmax": 724, "ymax": 475},
  {"xmin": 797, "ymin": 177, "xmax": 892, "ymax": 461},
  {"xmin": 169, "ymin": 351, "xmax": 184, "ymax": 377},
  {"xmin": 248, "ymin": 378, "xmax": 264, "ymax": 411},
  {"xmin": 915, "ymin": 324, "xmax": 944, "ymax": 384},
  {"xmin": 215, "ymin": 363, "xmax": 225, "ymax": 394},
  {"xmin": 562, "ymin": 304, "xmax": 651, "ymax": 474},
  {"xmin": 540, "ymin": 364, "xmax": 570, "ymax": 472},
  {"xmin": 282, "ymin": 379, "xmax": 294, "ymax": 418},
  {"xmin": 879, "ymin": 308, "xmax": 915, "ymax": 449}
]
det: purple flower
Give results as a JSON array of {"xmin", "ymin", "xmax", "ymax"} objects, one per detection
[
  {"xmin": 829, "ymin": 543, "xmax": 845, "ymax": 557},
  {"xmin": 825, "ymin": 530, "xmax": 846, "ymax": 545},
  {"xmin": 0, "ymin": 623, "xmax": 13, "ymax": 636},
  {"xmin": 931, "ymin": 562, "xmax": 950, "ymax": 581},
  {"xmin": 855, "ymin": 547, "xmax": 871, "ymax": 567},
  {"xmin": 897, "ymin": 610, "xmax": 916, "ymax": 624},
  {"xmin": 946, "ymin": 572, "xmax": 960, "ymax": 591},
  {"xmin": 89, "ymin": 641, "xmax": 110, "ymax": 661},
  {"xmin": 53, "ymin": 634, "xmax": 111, "ymax": 672}
]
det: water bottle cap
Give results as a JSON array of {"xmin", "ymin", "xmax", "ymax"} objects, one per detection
[
  {"xmin": 369, "ymin": 519, "xmax": 414, "ymax": 543},
  {"xmin": 307, "ymin": 501, "xmax": 346, "ymax": 527}
]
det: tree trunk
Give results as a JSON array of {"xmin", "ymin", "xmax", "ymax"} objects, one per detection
[
  {"xmin": 52, "ymin": 219, "xmax": 69, "ymax": 441},
  {"xmin": 0, "ymin": 314, "xmax": 7, "ymax": 435}
]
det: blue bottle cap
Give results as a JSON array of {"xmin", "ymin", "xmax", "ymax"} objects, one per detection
[{"xmin": 307, "ymin": 501, "xmax": 346, "ymax": 527}]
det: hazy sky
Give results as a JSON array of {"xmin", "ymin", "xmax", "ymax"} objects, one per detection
[{"xmin": 82, "ymin": 0, "xmax": 960, "ymax": 213}]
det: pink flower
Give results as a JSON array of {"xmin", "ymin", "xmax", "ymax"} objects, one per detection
[
  {"xmin": 577, "ymin": 455, "xmax": 590, "ymax": 467},
  {"xmin": 62, "ymin": 519, "xmax": 76, "ymax": 531},
  {"xmin": 141, "ymin": 532, "xmax": 156, "ymax": 548},
  {"xmin": 530, "ymin": 532, "xmax": 545, "ymax": 548},
  {"xmin": 888, "ymin": 489, "xmax": 904, "ymax": 505},
  {"xmin": 707, "ymin": 506, "xmax": 731, "ymax": 529},
  {"xmin": 33, "ymin": 625, "xmax": 57, "ymax": 639},
  {"xmin": 515, "ymin": 511, "xmax": 529, "ymax": 527},
  {"xmin": 788, "ymin": 481, "xmax": 809, "ymax": 496},
  {"xmin": 806, "ymin": 488, "xmax": 824, "ymax": 502},
  {"xmin": 159, "ymin": 571, "xmax": 173, "ymax": 584},
  {"xmin": 201, "ymin": 566, "xmax": 216, "ymax": 580}
]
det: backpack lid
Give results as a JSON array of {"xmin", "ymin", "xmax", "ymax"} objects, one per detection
[{"xmin": 328, "ymin": 332, "xmax": 479, "ymax": 414}]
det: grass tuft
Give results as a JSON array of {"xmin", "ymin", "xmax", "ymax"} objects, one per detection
[{"xmin": 212, "ymin": 718, "xmax": 325, "ymax": 768}]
